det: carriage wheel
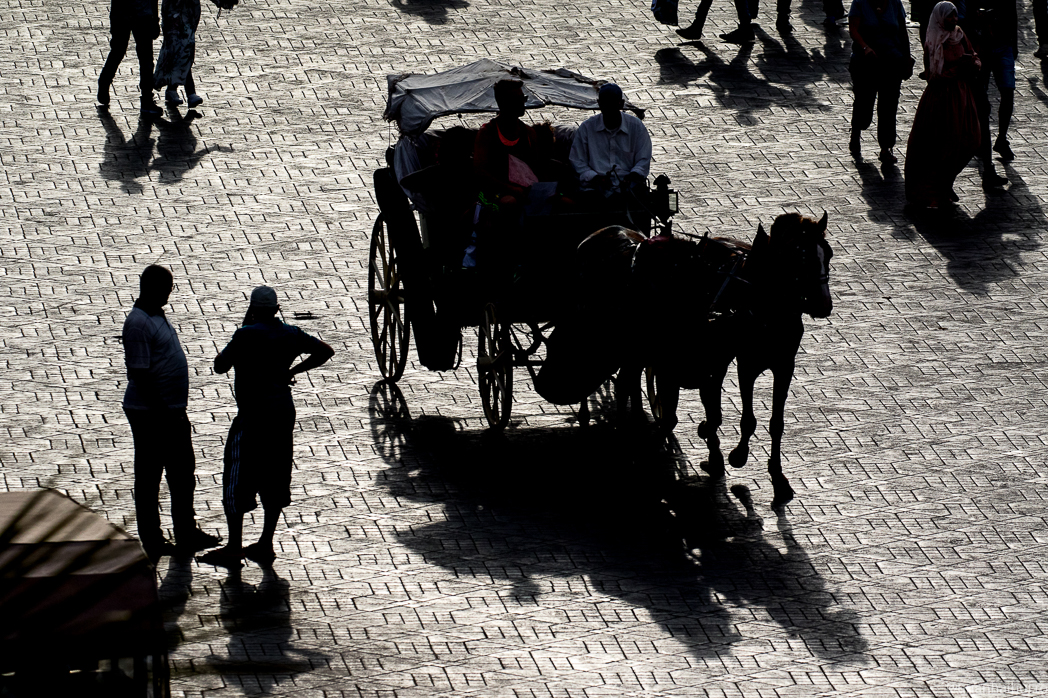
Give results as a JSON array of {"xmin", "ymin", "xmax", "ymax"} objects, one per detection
[
  {"xmin": 368, "ymin": 214, "xmax": 410, "ymax": 381},
  {"xmin": 478, "ymin": 303, "xmax": 512, "ymax": 429},
  {"xmin": 645, "ymin": 366, "xmax": 664, "ymax": 425}
]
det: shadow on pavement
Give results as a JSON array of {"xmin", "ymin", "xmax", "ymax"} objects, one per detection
[
  {"xmin": 389, "ymin": 0, "xmax": 469, "ymax": 24},
  {"xmin": 369, "ymin": 381, "xmax": 870, "ymax": 665},
  {"xmin": 854, "ymin": 150, "xmax": 1045, "ymax": 295},
  {"xmin": 197, "ymin": 567, "xmax": 329, "ymax": 694},
  {"xmin": 98, "ymin": 110, "xmax": 154, "ymax": 196}
]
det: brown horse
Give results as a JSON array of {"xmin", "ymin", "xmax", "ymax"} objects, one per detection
[
  {"xmin": 534, "ymin": 225, "xmax": 744, "ymax": 418},
  {"xmin": 656, "ymin": 212, "xmax": 834, "ymax": 508}
]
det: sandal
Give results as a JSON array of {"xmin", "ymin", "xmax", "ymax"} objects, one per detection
[{"xmin": 196, "ymin": 547, "xmax": 244, "ymax": 569}]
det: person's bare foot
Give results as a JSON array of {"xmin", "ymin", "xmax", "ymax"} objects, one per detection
[{"xmin": 197, "ymin": 546, "xmax": 244, "ymax": 569}]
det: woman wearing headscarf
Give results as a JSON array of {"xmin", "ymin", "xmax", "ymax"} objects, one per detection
[
  {"xmin": 847, "ymin": 0, "xmax": 913, "ymax": 162},
  {"xmin": 904, "ymin": 1, "xmax": 981, "ymax": 208},
  {"xmin": 153, "ymin": 0, "xmax": 203, "ymax": 107}
]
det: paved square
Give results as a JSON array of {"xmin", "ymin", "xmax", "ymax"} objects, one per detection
[{"xmin": 1, "ymin": 0, "xmax": 1047, "ymax": 696}]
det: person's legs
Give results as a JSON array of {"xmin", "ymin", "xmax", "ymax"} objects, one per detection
[
  {"xmin": 721, "ymin": 0, "xmax": 755, "ymax": 42},
  {"xmin": 776, "ymin": 0, "xmax": 792, "ymax": 28},
  {"xmin": 850, "ymin": 74, "xmax": 877, "ymax": 156},
  {"xmin": 975, "ymin": 62, "xmax": 1006, "ymax": 185},
  {"xmin": 1034, "ymin": 0, "xmax": 1048, "ymax": 58},
  {"xmin": 126, "ymin": 410, "xmax": 167, "ymax": 553},
  {"xmin": 676, "ymin": 0, "xmax": 714, "ymax": 39},
  {"xmin": 99, "ymin": 21, "xmax": 132, "ymax": 104},
  {"xmin": 876, "ymin": 79, "xmax": 902, "ymax": 159},
  {"xmin": 991, "ymin": 48, "xmax": 1015, "ymax": 159},
  {"xmin": 129, "ymin": 22, "xmax": 155, "ymax": 99},
  {"xmin": 248, "ymin": 408, "xmax": 295, "ymax": 564}
]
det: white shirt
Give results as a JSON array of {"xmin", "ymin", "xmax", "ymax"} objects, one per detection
[
  {"xmin": 569, "ymin": 111, "xmax": 653, "ymax": 191},
  {"xmin": 122, "ymin": 307, "xmax": 189, "ymax": 410}
]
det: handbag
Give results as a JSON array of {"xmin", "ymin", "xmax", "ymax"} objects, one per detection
[{"xmin": 651, "ymin": 0, "xmax": 679, "ymax": 25}]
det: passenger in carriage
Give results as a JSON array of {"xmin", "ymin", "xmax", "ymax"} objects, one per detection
[
  {"xmin": 568, "ymin": 83, "xmax": 652, "ymax": 204},
  {"xmin": 473, "ymin": 79, "xmax": 542, "ymax": 207}
]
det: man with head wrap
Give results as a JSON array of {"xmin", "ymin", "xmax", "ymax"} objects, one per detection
[{"xmin": 198, "ymin": 285, "xmax": 334, "ymax": 568}]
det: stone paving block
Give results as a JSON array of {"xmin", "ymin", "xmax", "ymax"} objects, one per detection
[{"xmin": 3, "ymin": 0, "xmax": 1048, "ymax": 695}]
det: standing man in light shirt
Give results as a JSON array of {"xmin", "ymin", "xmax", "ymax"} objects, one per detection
[
  {"xmin": 122, "ymin": 265, "xmax": 220, "ymax": 561},
  {"xmin": 569, "ymin": 83, "xmax": 653, "ymax": 201}
]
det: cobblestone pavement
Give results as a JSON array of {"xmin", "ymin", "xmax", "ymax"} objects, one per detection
[{"xmin": 2, "ymin": 0, "xmax": 1048, "ymax": 695}]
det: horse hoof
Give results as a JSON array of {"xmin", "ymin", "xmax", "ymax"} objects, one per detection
[
  {"xmin": 770, "ymin": 475, "xmax": 794, "ymax": 508},
  {"xmin": 700, "ymin": 460, "xmax": 725, "ymax": 479},
  {"xmin": 728, "ymin": 447, "xmax": 748, "ymax": 469}
]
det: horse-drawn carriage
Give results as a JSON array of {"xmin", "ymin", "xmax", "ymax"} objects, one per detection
[
  {"xmin": 367, "ymin": 59, "xmax": 836, "ymax": 507},
  {"xmin": 367, "ymin": 59, "xmax": 679, "ymax": 428}
]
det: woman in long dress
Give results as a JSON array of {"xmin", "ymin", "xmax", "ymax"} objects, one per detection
[
  {"xmin": 904, "ymin": 1, "xmax": 981, "ymax": 208},
  {"xmin": 153, "ymin": 0, "xmax": 203, "ymax": 107}
]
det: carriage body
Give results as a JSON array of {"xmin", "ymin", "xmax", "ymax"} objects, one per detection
[{"xmin": 367, "ymin": 60, "xmax": 678, "ymax": 428}]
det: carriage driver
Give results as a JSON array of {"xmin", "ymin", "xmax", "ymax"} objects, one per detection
[{"xmin": 569, "ymin": 83, "xmax": 653, "ymax": 201}]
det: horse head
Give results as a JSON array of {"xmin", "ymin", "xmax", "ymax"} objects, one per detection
[{"xmin": 764, "ymin": 211, "xmax": 834, "ymax": 319}]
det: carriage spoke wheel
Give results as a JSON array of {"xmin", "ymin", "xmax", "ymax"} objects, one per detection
[
  {"xmin": 478, "ymin": 303, "xmax": 512, "ymax": 429},
  {"xmin": 368, "ymin": 214, "xmax": 410, "ymax": 381}
]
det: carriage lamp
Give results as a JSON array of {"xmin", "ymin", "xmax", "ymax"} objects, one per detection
[{"xmin": 653, "ymin": 175, "xmax": 678, "ymax": 219}]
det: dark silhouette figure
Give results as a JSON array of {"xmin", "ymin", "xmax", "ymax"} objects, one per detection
[
  {"xmin": 198, "ymin": 285, "xmax": 334, "ymax": 569},
  {"xmin": 847, "ymin": 0, "xmax": 913, "ymax": 163},
  {"xmin": 122, "ymin": 265, "xmax": 220, "ymax": 561},
  {"xmin": 904, "ymin": 1, "xmax": 982, "ymax": 209},
  {"xmin": 670, "ymin": 214, "xmax": 833, "ymax": 508},
  {"xmin": 98, "ymin": 0, "xmax": 163, "ymax": 115},
  {"xmin": 153, "ymin": 0, "xmax": 203, "ymax": 107},
  {"xmin": 967, "ymin": 0, "xmax": 1016, "ymax": 185}
]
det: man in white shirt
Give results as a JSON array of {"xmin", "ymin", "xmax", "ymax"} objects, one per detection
[
  {"xmin": 122, "ymin": 264, "xmax": 219, "ymax": 561},
  {"xmin": 569, "ymin": 83, "xmax": 653, "ymax": 198}
]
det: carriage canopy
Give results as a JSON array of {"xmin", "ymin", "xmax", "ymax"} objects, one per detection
[{"xmin": 383, "ymin": 58, "xmax": 644, "ymax": 138}]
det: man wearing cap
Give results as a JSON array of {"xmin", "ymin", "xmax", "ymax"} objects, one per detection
[
  {"xmin": 122, "ymin": 264, "xmax": 220, "ymax": 561},
  {"xmin": 569, "ymin": 83, "xmax": 653, "ymax": 200},
  {"xmin": 198, "ymin": 285, "xmax": 335, "ymax": 568}
]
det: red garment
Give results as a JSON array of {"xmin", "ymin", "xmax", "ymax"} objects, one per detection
[
  {"xmin": 904, "ymin": 37, "xmax": 982, "ymax": 206},
  {"xmin": 473, "ymin": 118, "xmax": 538, "ymax": 195}
]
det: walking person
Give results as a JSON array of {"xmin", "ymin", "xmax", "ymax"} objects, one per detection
[
  {"xmin": 967, "ymin": 0, "xmax": 1015, "ymax": 184},
  {"xmin": 904, "ymin": 1, "xmax": 982, "ymax": 208},
  {"xmin": 122, "ymin": 265, "xmax": 220, "ymax": 561},
  {"xmin": 153, "ymin": 0, "xmax": 203, "ymax": 107},
  {"xmin": 198, "ymin": 286, "xmax": 334, "ymax": 569},
  {"xmin": 847, "ymin": 0, "xmax": 914, "ymax": 163},
  {"xmin": 1033, "ymin": 0, "xmax": 1048, "ymax": 58},
  {"xmin": 97, "ymin": 0, "xmax": 164, "ymax": 116}
]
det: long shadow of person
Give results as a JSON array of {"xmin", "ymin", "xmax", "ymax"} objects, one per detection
[
  {"xmin": 98, "ymin": 110, "xmax": 155, "ymax": 196},
  {"xmin": 906, "ymin": 166, "xmax": 1046, "ymax": 295},
  {"xmin": 204, "ymin": 567, "xmax": 329, "ymax": 694},
  {"xmin": 368, "ymin": 380, "xmax": 871, "ymax": 669},
  {"xmin": 151, "ymin": 108, "xmax": 221, "ymax": 185},
  {"xmin": 390, "ymin": 0, "xmax": 469, "ymax": 24},
  {"xmin": 157, "ymin": 555, "xmax": 194, "ymax": 657},
  {"xmin": 655, "ymin": 46, "xmax": 713, "ymax": 86}
]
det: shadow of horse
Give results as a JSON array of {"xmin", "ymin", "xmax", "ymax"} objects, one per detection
[{"xmin": 367, "ymin": 381, "xmax": 870, "ymax": 667}]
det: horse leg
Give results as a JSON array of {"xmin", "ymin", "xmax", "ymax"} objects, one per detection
[
  {"xmin": 768, "ymin": 363, "xmax": 795, "ymax": 508},
  {"xmin": 728, "ymin": 360, "xmax": 759, "ymax": 469},
  {"xmin": 697, "ymin": 364, "xmax": 727, "ymax": 478}
]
